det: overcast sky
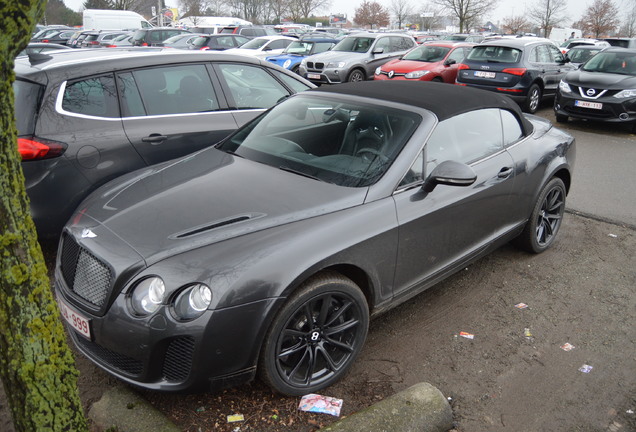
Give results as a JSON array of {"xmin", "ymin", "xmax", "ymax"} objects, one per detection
[{"xmin": 61, "ymin": 0, "xmax": 599, "ymax": 27}]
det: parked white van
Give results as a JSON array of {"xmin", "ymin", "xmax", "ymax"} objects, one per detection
[{"xmin": 83, "ymin": 9, "xmax": 152, "ymax": 31}]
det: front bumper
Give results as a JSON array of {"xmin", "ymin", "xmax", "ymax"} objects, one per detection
[
  {"xmin": 56, "ymin": 277, "xmax": 282, "ymax": 392},
  {"xmin": 554, "ymin": 91, "xmax": 636, "ymax": 123},
  {"xmin": 298, "ymin": 65, "xmax": 347, "ymax": 84}
]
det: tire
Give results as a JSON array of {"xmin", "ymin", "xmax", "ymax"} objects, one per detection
[
  {"xmin": 291, "ymin": 65, "xmax": 300, "ymax": 75},
  {"xmin": 555, "ymin": 113, "xmax": 568, "ymax": 123},
  {"xmin": 432, "ymin": 77, "xmax": 443, "ymax": 83},
  {"xmin": 524, "ymin": 84, "xmax": 542, "ymax": 114},
  {"xmin": 347, "ymin": 69, "xmax": 366, "ymax": 82},
  {"xmin": 514, "ymin": 177, "xmax": 566, "ymax": 253},
  {"xmin": 259, "ymin": 272, "xmax": 369, "ymax": 396}
]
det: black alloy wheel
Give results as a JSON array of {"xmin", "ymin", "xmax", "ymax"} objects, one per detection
[
  {"xmin": 515, "ymin": 177, "xmax": 566, "ymax": 253},
  {"xmin": 259, "ymin": 272, "xmax": 369, "ymax": 395}
]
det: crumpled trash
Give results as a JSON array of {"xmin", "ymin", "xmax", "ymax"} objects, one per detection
[
  {"xmin": 298, "ymin": 394, "xmax": 343, "ymax": 416},
  {"xmin": 579, "ymin": 364, "xmax": 594, "ymax": 373}
]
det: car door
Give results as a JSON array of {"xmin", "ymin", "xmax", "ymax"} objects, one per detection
[
  {"xmin": 119, "ymin": 63, "xmax": 239, "ymax": 166},
  {"xmin": 531, "ymin": 44, "xmax": 562, "ymax": 94},
  {"xmin": 392, "ymin": 108, "xmax": 516, "ymax": 295},
  {"xmin": 546, "ymin": 43, "xmax": 575, "ymax": 95},
  {"xmin": 440, "ymin": 46, "xmax": 469, "ymax": 82}
]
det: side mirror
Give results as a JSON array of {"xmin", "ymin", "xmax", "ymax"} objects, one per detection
[
  {"xmin": 444, "ymin": 58, "xmax": 456, "ymax": 67},
  {"xmin": 423, "ymin": 160, "xmax": 477, "ymax": 192},
  {"xmin": 373, "ymin": 47, "xmax": 385, "ymax": 54}
]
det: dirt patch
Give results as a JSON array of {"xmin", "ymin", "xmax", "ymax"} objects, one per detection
[{"xmin": 1, "ymin": 213, "xmax": 634, "ymax": 431}]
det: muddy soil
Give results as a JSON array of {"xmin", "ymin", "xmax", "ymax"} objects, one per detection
[{"xmin": 1, "ymin": 213, "xmax": 634, "ymax": 432}]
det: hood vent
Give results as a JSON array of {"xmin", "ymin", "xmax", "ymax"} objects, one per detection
[{"xmin": 171, "ymin": 213, "xmax": 264, "ymax": 239}]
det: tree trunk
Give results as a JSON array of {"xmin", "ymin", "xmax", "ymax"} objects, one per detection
[{"xmin": 0, "ymin": 2, "xmax": 88, "ymax": 431}]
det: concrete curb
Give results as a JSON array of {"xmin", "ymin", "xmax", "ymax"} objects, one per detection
[
  {"xmin": 321, "ymin": 382, "xmax": 453, "ymax": 432},
  {"xmin": 88, "ymin": 385, "xmax": 180, "ymax": 432},
  {"xmin": 88, "ymin": 382, "xmax": 452, "ymax": 432}
]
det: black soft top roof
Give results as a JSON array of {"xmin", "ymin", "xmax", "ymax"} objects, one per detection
[{"xmin": 311, "ymin": 81, "xmax": 533, "ymax": 132}]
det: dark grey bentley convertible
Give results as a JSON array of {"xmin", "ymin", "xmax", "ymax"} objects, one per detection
[{"xmin": 55, "ymin": 81, "xmax": 575, "ymax": 395}]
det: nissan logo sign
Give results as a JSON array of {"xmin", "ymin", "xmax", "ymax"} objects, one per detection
[
  {"xmin": 586, "ymin": 88, "xmax": 597, "ymax": 97},
  {"xmin": 388, "ymin": 70, "xmax": 395, "ymax": 78}
]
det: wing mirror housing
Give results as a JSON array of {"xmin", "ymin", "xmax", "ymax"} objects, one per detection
[
  {"xmin": 423, "ymin": 160, "xmax": 477, "ymax": 192},
  {"xmin": 444, "ymin": 58, "xmax": 456, "ymax": 67}
]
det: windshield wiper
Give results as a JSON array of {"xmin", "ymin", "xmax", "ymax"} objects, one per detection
[{"xmin": 279, "ymin": 165, "xmax": 326, "ymax": 182}]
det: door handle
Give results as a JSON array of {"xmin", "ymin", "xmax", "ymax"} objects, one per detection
[
  {"xmin": 142, "ymin": 134, "xmax": 168, "ymax": 143},
  {"xmin": 498, "ymin": 167, "xmax": 513, "ymax": 178}
]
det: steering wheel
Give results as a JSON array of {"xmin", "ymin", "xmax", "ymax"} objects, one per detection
[{"xmin": 355, "ymin": 147, "xmax": 389, "ymax": 162}]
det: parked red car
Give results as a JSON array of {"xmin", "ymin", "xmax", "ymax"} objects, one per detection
[{"xmin": 374, "ymin": 42, "xmax": 475, "ymax": 83}]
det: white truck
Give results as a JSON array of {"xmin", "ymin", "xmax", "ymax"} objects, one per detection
[
  {"xmin": 549, "ymin": 27, "xmax": 582, "ymax": 44},
  {"xmin": 83, "ymin": 9, "xmax": 153, "ymax": 31}
]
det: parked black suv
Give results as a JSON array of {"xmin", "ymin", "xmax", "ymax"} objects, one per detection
[
  {"xmin": 132, "ymin": 28, "xmax": 191, "ymax": 46},
  {"xmin": 456, "ymin": 37, "xmax": 576, "ymax": 113},
  {"xmin": 14, "ymin": 49, "xmax": 313, "ymax": 237}
]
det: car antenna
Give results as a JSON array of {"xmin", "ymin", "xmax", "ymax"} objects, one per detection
[{"xmin": 28, "ymin": 52, "xmax": 53, "ymax": 65}]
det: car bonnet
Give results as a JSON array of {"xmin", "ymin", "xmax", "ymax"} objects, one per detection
[
  {"xmin": 71, "ymin": 147, "xmax": 368, "ymax": 263},
  {"xmin": 565, "ymin": 69, "xmax": 636, "ymax": 88}
]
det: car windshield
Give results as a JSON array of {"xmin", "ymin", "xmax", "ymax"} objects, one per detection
[
  {"xmin": 240, "ymin": 38, "xmax": 269, "ymax": 49},
  {"xmin": 582, "ymin": 51, "xmax": 636, "ymax": 75},
  {"xmin": 467, "ymin": 45, "xmax": 522, "ymax": 63},
  {"xmin": 333, "ymin": 37, "xmax": 374, "ymax": 53},
  {"xmin": 285, "ymin": 41, "xmax": 313, "ymax": 55},
  {"xmin": 568, "ymin": 48, "xmax": 601, "ymax": 64},
  {"xmin": 402, "ymin": 45, "xmax": 451, "ymax": 62},
  {"xmin": 217, "ymin": 94, "xmax": 421, "ymax": 187}
]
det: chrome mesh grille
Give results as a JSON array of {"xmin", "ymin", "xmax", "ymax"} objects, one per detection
[
  {"xmin": 162, "ymin": 337, "xmax": 195, "ymax": 382},
  {"xmin": 61, "ymin": 234, "xmax": 112, "ymax": 308}
]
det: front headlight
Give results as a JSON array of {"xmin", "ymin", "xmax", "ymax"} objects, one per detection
[
  {"xmin": 130, "ymin": 277, "xmax": 165, "ymax": 316},
  {"xmin": 283, "ymin": 59, "xmax": 292, "ymax": 69},
  {"xmin": 405, "ymin": 70, "xmax": 430, "ymax": 79},
  {"xmin": 614, "ymin": 89, "xmax": 636, "ymax": 98},
  {"xmin": 327, "ymin": 61, "xmax": 346, "ymax": 68},
  {"xmin": 559, "ymin": 80, "xmax": 573, "ymax": 93},
  {"xmin": 173, "ymin": 284, "xmax": 212, "ymax": 320}
]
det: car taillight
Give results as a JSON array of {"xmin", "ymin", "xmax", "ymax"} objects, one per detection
[
  {"xmin": 457, "ymin": 63, "xmax": 470, "ymax": 70},
  {"xmin": 42, "ymin": 39, "xmax": 49, "ymax": 42},
  {"xmin": 18, "ymin": 137, "xmax": 67, "ymax": 160},
  {"xmin": 90, "ymin": 41, "xmax": 99, "ymax": 45},
  {"xmin": 141, "ymin": 42, "xmax": 148, "ymax": 46},
  {"xmin": 200, "ymin": 46, "xmax": 210, "ymax": 50},
  {"xmin": 497, "ymin": 88, "xmax": 523, "ymax": 93},
  {"xmin": 106, "ymin": 44, "xmax": 116, "ymax": 48},
  {"xmin": 502, "ymin": 68, "xmax": 527, "ymax": 76}
]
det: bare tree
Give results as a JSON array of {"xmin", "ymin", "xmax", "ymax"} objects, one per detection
[
  {"xmin": 432, "ymin": 0, "xmax": 499, "ymax": 32},
  {"xmin": 502, "ymin": 15, "xmax": 531, "ymax": 34},
  {"xmin": 578, "ymin": 0, "xmax": 619, "ymax": 38},
  {"xmin": 179, "ymin": 0, "xmax": 205, "ymax": 18},
  {"xmin": 415, "ymin": 3, "xmax": 444, "ymax": 32},
  {"xmin": 527, "ymin": 0, "xmax": 568, "ymax": 38},
  {"xmin": 391, "ymin": 0, "xmax": 414, "ymax": 29},
  {"xmin": 621, "ymin": 1, "xmax": 636, "ymax": 37},
  {"xmin": 354, "ymin": 0, "xmax": 391, "ymax": 28},
  {"xmin": 268, "ymin": 0, "xmax": 290, "ymax": 24}
]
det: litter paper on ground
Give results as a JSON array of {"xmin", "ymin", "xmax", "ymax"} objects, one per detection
[
  {"xmin": 515, "ymin": 303, "xmax": 529, "ymax": 309},
  {"xmin": 459, "ymin": 332, "xmax": 475, "ymax": 339},
  {"xmin": 579, "ymin": 364, "xmax": 594, "ymax": 373},
  {"xmin": 298, "ymin": 394, "xmax": 343, "ymax": 417},
  {"xmin": 560, "ymin": 343, "xmax": 575, "ymax": 351},
  {"xmin": 227, "ymin": 414, "xmax": 245, "ymax": 423}
]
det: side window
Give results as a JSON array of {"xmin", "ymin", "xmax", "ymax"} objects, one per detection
[
  {"xmin": 62, "ymin": 75, "xmax": 119, "ymax": 118},
  {"xmin": 398, "ymin": 36, "xmax": 414, "ymax": 50},
  {"xmin": 270, "ymin": 69, "xmax": 312, "ymax": 93},
  {"xmin": 535, "ymin": 45, "xmax": 552, "ymax": 63},
  {"xmin": 242, "ymin": 29, "xmax": 255, "ymax": 37},
  {"xmin": 234, "ymin": 36, "xmax": 251, "ymax": 46},
  {"xmin": 118, "ymin": 72, "xmax": 145, "ymax": 117},
  {"xmin": 547, "ymin": 44, "xmax": 565, "ymax": 63},
  {"xmin": 399, "ymin": 150, "xmax": 424, "ymax": 187},
  {"xmin": 149, "ymin": 31, "xmax": 164, "ymax": 43},
  {"xmin": 374, "ymin": 37, "xmax": 391, "ymax": 52},
  {"xmin": 130, "ymin": 64, "xmax": 218, "ymax": 116},
  {"xmin": 218, "ymin": 63, "xmax": 290, "ymax": 109},
  {"xmin": 426, "ymin": 109, "xmax": 503, "ymax": 167},
  {"xmin": 501, "ymin": 109, "xmax": 524, "ymax": 145},
  {"xmin": 447, "ymin": 48, "xmax": 466, "ymax": 63},
  {"xmin": 217, "ymin": 36, "xmax": 237, "ymax": 49},
  {"xmin": 269, "ymin": 39, "xmax": 291, "ymax": 50}
]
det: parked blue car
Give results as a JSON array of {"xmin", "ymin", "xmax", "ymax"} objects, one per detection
[{"xmin": 266, "ymin": 36, "xmax": 338, "ymax": 73}]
